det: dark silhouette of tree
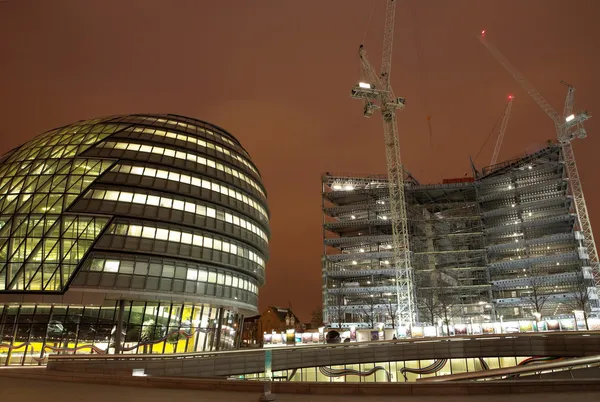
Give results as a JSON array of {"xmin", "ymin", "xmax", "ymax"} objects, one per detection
[
  {"xmin": 437, "ymin": 289, "xmax": 457, "ymax": 336},
  {"xmin": 329, "ymin": 293, "xmax": 347, "ymax": 328},
  {"xmin": 361, "ymin": 295, "xmax": 377, "ymax": 328},
  {"xmin": 311, "ymin": 307, "xmax": 323, "ymax": 328},
  {"xmin": 523, "ymin": 265, "xmax": 551, "ymax": 319},
  {"xmin": 417, "ymin": 286, "xmax": 441, "ymax": 326},
  {"xmin": 565, "ymin": 266, "xmax": 594, "ymax": 330},
  {"xmin": 416, "ymin": 273, "xmax": 443, "ymax": 325},
  {"xmin": 384, "ymin": 296, "xmax": 398, "ymax": 328}
]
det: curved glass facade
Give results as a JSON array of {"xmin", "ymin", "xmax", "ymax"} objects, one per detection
[{"xmin": 0, "ymin": 114, "xmax": 270, "ymax": 364}]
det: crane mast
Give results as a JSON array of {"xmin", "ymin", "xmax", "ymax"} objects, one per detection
[
  {"xmin": 350, "ymin": 0, "xmax": 414, "ymax": 325},
  {"xmin": 479, "ymin": 32, "xmax": 600, "ymax": 298},
  {"xmin": 490, "ymin": 95, "xmax": 514, "ymax": 166}
]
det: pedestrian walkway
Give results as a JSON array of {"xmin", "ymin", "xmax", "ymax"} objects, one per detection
[{"xmin": 2, "ymin": 376, "xmax": 600, "ymax": 402}]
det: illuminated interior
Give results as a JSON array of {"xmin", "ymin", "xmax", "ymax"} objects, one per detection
[{"xmin": 0, "ymin": 114, "xmax": 270, "ymax": 365}]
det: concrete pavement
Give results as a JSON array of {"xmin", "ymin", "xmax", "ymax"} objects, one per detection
[{"xmin": 2, "ymin": 376, "xmax": 600, "ymax": 402}]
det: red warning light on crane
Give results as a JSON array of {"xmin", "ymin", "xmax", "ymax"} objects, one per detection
[
  {"xmin": 508, "ymin": 94, "xmax": 514, "ymax": 100},
  {"xmin": 481, "ymin": 30, "xmax": 486, "ymax": 36}
]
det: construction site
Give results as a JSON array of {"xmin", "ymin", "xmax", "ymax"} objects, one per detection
[
  {"xmin": 322, "ymin": 143, "xmax": 598, "ymax": 328},
  {"xmin": 321, "ymin": 2, "xmax": 599, "ymax": 330}
]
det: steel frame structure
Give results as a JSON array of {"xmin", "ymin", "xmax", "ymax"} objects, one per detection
[
  {"xmin": 322, "ymin": 144, "xmax": 598, "ymax": 327},
  {"xmin": 349, "ymin": 0, "xmax": 414, "ymax": 326},
  {"xmin": 479, "ymin": 33, "xmax": 599, "ymax": 302}
]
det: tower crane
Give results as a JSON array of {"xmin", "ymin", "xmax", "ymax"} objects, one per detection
[
  {"xmin": 490, "ymin": 94, "xmax": 514, "ymax": 166},
  {"xmin": 350, "ymin": 0, "xmax": 414, "ymax": 325},
  {"xmin": 479, "ymin": 31, "xmax": 600, "ymax": 298}
]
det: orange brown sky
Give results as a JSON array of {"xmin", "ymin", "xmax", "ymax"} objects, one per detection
[{"xmin": 1, "ymin": 0, "xmax": 599, "ymax": 321}]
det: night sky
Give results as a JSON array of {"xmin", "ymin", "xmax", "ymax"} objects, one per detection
[{"xmin": 1, "ymin": 1, "xmax": 599, "ymax": 321}]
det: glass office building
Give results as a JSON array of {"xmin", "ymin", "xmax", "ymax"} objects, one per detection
[{"xmin": 0, "ymin": 114, "xmax": 270, "ymax": 365}]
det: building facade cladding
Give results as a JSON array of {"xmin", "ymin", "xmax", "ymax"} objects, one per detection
[
  {"xmin": 321, "ymin": 145, "xmax": 598, "ymax": 328},
  {"xmin": 0, "ymin": 114, "xmax": 270, "ymax": 365}
]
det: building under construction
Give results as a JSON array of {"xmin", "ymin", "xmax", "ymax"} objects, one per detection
[{"xmin": 322, "ymin": 144, "xmax": 599, "ymax": 328}]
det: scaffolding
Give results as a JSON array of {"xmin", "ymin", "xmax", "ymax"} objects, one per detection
[
  {"xmin": 480, "ymin": 145, "xmax": 598, "ymax": 319},
  {"xmin": 322, "ymin": 145, "xmax": 599, "ymax": 329}
]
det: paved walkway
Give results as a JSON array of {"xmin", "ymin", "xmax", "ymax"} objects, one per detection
[{"xmin": 2, "ymin": 377, "xmax": 600, "ymax": 402}]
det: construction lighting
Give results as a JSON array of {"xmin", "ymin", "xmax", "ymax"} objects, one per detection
[
  {"xmin": 511, "ymin": 203, "xmax": 516, "ymax": 208},
  {"xmin": 566, "ymin": 114, "xmax": 575, "ymax": 122},
  {"xmin": 358, "ymin": 82, "xmax": 372, "ymax": 89},
  {"xmin": 381, "ymin": 216, "xmax": 388, "ymax": 220},
  {"xmin": 383, "ymin": 260, "xmax": 390, "ymax": 264},
  {"xmin": 333, "ymin": 184, "xmax": 342, "ymax": 190},
  {"xmin": 351, "ymin": 215, "xmax": 356, "ymax": 219},
  {"xmin": 359, "ymin": 248, "xmax": 365, "ymax": 252},
  {"xmin": 352, "ymin": 260, "xmax": 357, "ymax": 265},
  {"xmin": 528, "ymin": 165, "xmax": 533, "ymax": 170},
  {"xmin": 344, "ymin": 185, "xmax": 355, "ymax": 191}
]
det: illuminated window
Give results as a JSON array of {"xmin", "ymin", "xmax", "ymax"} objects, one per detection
[
  {"xmin": 133, "ymin": 193, "xmax": 147, "ymax": 204},
  {"xmin": 111, "ymin": 224, "xmax": 265, "ymax": 268},
  {"xmin": 147, "ymin": 195, "xmax": 160, "ymax": 206},
  {"xmin": 100, "ymin": 141, "xmax": 265, "ymax": 198},
  {"xmin": 118, "ymin": 192, "xmax": 133, "ymax": 202},
  {"xmin": 142, "ymin": 226, "xmax": 156, "ymax": 238},
  {"xmin": 104, "ymin": 260, "xmax": 120, "ymax": 272},
  {"xmin": 128, "ymin": 225, "xmax": 142, "ymax": 237},
  {"xmin": 181, "ymin": 232, "xmax": 192, "ymax": 244},
  {"xmin": 113, "ymin": 164, "xmax": 269, "ymax": 221},
  {"xmin": 156, "ymin": 228, "xmax": 169, "ymax": 241},
  {"xmin": 86, "ymin": 189, "xmax": 267, "ymax": 242},
  {"xmin": 186, "ymin": 269, "xmax": 198, "ymax": 281}
]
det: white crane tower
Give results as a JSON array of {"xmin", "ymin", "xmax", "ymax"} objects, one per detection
[
  {"xmin": 479, "ymin": 31, "xmax": 600, "ymax": 301},
  {"xmin": 350, "ymin": 0, "xmax": 414, "ymax": 325},
  {"xmin": 490, "ymin": 94, "xmax": 514, "ymax": 166}
]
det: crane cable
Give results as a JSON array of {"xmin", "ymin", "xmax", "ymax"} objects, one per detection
[
  {"xmin": 361, "ymin": 0, "xmax": 378, "ymax": 46},
  {"xmin": 408, "ymin": 0, "xmax": 433, "ymax": 148},
  {"xmin": 358, "ymin": 1, "xmax": 378, "ymax": 81},
  {"xmin": 474, "ymin": 106, "xmax": 505, "ymax": 163}
]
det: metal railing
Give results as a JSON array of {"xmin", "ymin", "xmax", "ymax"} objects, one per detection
[
  {"xmin": 48, "ymin": 330, "xmax": 600, "ymax": 363},
  {"xmin": 418, "ymin": 354, "xmax": 600, "ymax": 382}
]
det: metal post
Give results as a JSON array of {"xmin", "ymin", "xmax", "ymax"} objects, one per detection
[
  {"xmin": 114, "ymin": 300, "xmax": 125, "ymax": 354},
  {"xmin": 259, "ymin": 349, "xmax": 275, "ymax": 401},
  {"xmin": 235, "ymin": 314, "xmax": 244, "ymax": 349},
  {"xmin": 214, "ymin": 307, "xmax": 224, "ymax": 351}
]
